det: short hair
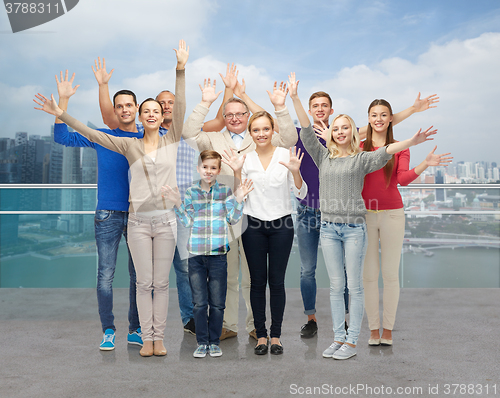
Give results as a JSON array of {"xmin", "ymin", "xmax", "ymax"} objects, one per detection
[
  {"xmin": 248, "ymin": 111, "xmax": 274, "ymax": 133},
  {"xmin": 199, "ymin": 150, "xmax": 222, "ymax": 169},
  {"xmin": 155, "ymin": 90, "xmax": 175, "ymax": 100},
  {"xmin": 223, "ymin": 98, "xmax": 249, "ymax": 115},
  {"xmin": 138, "ymin": 98, "xmax": 164, "ymax": 115},
  {"xmin": 113, "ymin": 90, "xmax": 137, "ymax": 106},
  {"xmin": 326, "ymin": 114, "xmax": 360, "ymax": 159},
  {"xmin": 308, "ymin": 91, "xmax": 332, "ymax": 109}
]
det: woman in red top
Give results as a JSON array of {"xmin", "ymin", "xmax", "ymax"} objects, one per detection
[{"xmin": 361, "ymin": 99, "xmax": 452, "ymax": 346}]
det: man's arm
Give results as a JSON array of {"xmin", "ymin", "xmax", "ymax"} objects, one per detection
[
  {"xmin": 92, "ymin": 57, "xmax": 118, "ymax": 129},
  {"xmin": 171, "ymin": 40, "xmax": 189, "ymax": 141},
  {"xmin": 358, "ymin": 92, "xmax": 439, "ymax": 140},
  {"xmin": 203, "ymin": 63, "xmax": 238, "ymax": 132},
  {"xmin": 55, "ymin": 70, "xmax": 79, "ymax": 124},
  {"xmin": 268, "ymin": 81, "xmax": 297, "ymax": 147}
]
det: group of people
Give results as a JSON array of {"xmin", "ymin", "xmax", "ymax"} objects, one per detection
[{"xmin": 33, "ymin": 40, "xmax": 452, "ymax": 360}]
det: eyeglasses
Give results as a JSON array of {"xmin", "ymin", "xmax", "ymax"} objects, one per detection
[{"xmin": 223, "ymin": 112, "xmax": 248, "ymax": 120}]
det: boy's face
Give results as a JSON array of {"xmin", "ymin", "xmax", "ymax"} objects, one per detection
[{"xmin": 197, "ymin": 158, "xmax": 221, "ymax": 185}]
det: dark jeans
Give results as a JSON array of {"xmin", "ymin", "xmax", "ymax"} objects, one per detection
[
  {"xmin": 94, "ymin": 210, "xmax": 140, "ymax": 333},
  {"xmin": 189, "ymin": 254, "xmax": 228, "ymax": 346},
  {"xmin": 242, "ymin": 215, "xmax": 294, "ymax": 339}
]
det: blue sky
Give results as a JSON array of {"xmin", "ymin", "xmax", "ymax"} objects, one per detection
[{"xmin": 1, "ymin": 0, "xmax": 499, "ymax": 164}]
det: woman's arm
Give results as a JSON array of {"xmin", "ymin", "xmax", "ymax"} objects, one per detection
[{"xmin": 386, "ymin": 126, "xmax": 437, "ymax": 155}]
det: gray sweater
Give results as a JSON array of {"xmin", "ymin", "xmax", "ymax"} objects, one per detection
[{"xmin": 300, "ymin": 124, "xmax": 392, "ymax": 224}]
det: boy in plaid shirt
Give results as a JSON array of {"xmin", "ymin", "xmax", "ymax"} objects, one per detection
[{"xmin": 162, "ymin": 150, "xmax": 252, "ymax": 358}]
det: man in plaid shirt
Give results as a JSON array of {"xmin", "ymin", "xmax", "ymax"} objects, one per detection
[{"xmin": 162, "ymin": 150, "xmax": 252, "ymax": 358}]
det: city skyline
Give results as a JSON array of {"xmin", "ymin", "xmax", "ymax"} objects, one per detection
[{"xmin": 1, "ymin": 1, "xmax": 499, "ymax": 165}]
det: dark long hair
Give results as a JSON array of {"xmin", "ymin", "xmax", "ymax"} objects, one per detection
[{"xmin": 363, "ymin": 99, "xmax": 395, "ymax": 187}]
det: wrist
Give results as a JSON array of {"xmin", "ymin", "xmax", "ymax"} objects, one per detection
[
  {"xmin": 176, "ymin": 63, "xmax": 186, "ymax": 70},
  {"xmin": 274, "ymin": 104, "xmax": 286, "ymax": 111},
  {"xmin": 98, "ymin": 82, "xmax": 109, "ymax": 87},
  {"xmin": 200, "ymin": 100, "xmax": 212, "ymax": 108}
]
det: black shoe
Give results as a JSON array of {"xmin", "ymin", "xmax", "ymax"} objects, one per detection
[
  {"xmin": 300, "ymin": 320, "xmax": 318, "ymax": 338},
  {"xmin": 270, "ymin": 343, "xmax": 283, "ymax": 355},
  {"xmin": 254, "ymin": 343, "xmax": 268, "ymax": 355},
  {"xmin": 183, "ymin": 318, "xmax": 196, "ymax": 335},
  {"xmin": 345, "ymin": 320, "xmax": 349, "ymax": 332}
]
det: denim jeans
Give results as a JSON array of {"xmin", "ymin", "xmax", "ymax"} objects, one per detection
[
  {"xmin": 189, "ymin": 254, "xmax": 228, "ymax": 346},
  {"xmin": 297, "ymin": 203, "xmax": 349, "ymax": 315},
  {"xmin": 172, "ymin": 221, "xmax": 194, "ymax": 326},
  {"xmin": 242, "ymin": 215, "xmax": 294, "ymax": 339},
  {"xmin": 320, "ymin": 221, "xmax": 367, "ymax": 346},
  {"xmin": 94, "ymin": 210, "xmax": 140, "ymax": 333}
]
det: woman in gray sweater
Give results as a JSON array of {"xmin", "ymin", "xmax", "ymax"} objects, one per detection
[{"xmin": 288, "ymin": 73, "xmax": 437, "ymax": 360}]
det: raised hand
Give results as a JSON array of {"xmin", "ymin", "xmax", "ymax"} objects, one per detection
[
  {"xmin": 219, "ymin": 63, "xmax": 239, "ymax": 90},
  {"xmin": 221, "ymin": 148, "xmax": 246, "ymax": 173},
  {"xmin": 413, "ymin": 92, "xmax": 439, "ymax": 113},
  {"xmin": 33, "ymin": 93, "xmax": 63, "ymax": 117},
  {"xmin": 313, "ymin": 120, "xmax": 329, "ymax": 141},
  {"xmin": 175, "ymin": 39, "xmax": 189, "ymax": 70},
  {"xmin": 233, "ymin": 77, "xmax": 246, "ymax": 98},
  {"xmin": 279, "ymin": 146, "xmax": 304, "ymax": 174},
  {"xmin": 199, "ymin": 78, "xmax": 222, "ymax": 107},
  {"xmin": 161, "ymin": 185, "xmax": 181, "ymax": 207},
  {"xmin": 425, "ymin": 146, "xmax": 453, "ymax": 167},
  {"xmin": 92, "ymin": 57, "xmax": 114, "ymax": 86},
  {"xmin": 266, "ymin": 81, "xmax": 288, "ymax": 110},
  {"xmin": 410, "ymin": 126, "xmax": 438, "ymax": 146},
  {"xmin": 235, "ymin": 178, "xmax": 254, "ymax": 202},
  {"xmin": 56, "ymin": 70, "xmax": 80, "ymax": 99},
  {"xmin": 288, "ymin": 72, "xmax": 299, "ymax": 99}
]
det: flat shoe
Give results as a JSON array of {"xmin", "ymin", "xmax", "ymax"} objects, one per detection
[
  {"xmin": 368, "ymin": 338, "xmax": 381, "ymax": 346},
  {"xmin": 153, "ymin": 340, "xmax": 167, "ymax": 356},
  {"xmin": 254, "ymin": 343, "xmax": 268, "ymax": 355},
  {"xmin": 140, "ymin": 340, "xmax": 154, "ymax": 357},
  {"xmin": 380, "ymin": 338, "xmax": 393, "ymax": 346},
  {"xmin": 270, "ymin": 343, "xmax": 283, "ymax": 355}
]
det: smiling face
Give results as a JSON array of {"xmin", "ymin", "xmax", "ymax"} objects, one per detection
[
  {"xmin": 114, "ymin": 94, "xmax": 138, "ymax": 127},
  {"xmin": 224, "ymin": 102, "xmax": 249, "ymax": 135},
  {"xmin": 156, "ymin": 91, "xmax": 175, "ymax": 123},
  {"xmin": 331, "ymin": 116, "xmax": 353, "ymax": 148},
  {"xmin": 249, "ymin": 115, "xmax": 273, "ymax": 148},
  {"xmin": 197, "ymin": 158, "xmax": 221, "ymax": 186},
  {"xmin": 138, "ymin": 100, "xmax": 163, "ymax": 130},
  {"xmin": 308, "ymin": 96, "xmax": 333, "ymax": 125},
  {"xmin": 368, "ymin": 104, "xmax": 393, "ymax": 135}
]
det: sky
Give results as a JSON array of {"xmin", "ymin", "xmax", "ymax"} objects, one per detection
[{"xmin": 1, "ymin": 0, "xmax": 499, "ymax": 165}]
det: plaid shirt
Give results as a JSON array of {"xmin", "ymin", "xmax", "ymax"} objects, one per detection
[
  {"xmin": 174, "ymin": 180, "xmax": 244, "ymax": 255},
  {"xmin": 137, "ymin": 124, "xmax": 196, "ymax": 200}
]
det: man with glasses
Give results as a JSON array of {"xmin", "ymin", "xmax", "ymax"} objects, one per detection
[{"xmin": 183, "ymin": 80, "xmax": 298, "ymax": 341}]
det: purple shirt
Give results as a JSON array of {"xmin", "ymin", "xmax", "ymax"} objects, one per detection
[{"xmin": 296, "ymin": 127, "xmax": 325, "ymax": 209}]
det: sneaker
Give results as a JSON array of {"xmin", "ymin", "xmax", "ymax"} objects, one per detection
[
  {"xmin": 300, "ymin": 320, "xmax": 318, "ymax": 338},
  {"xmin": 99, "ymin": 329, "xmax": 115, "ymax": 351},
  {"xmin": 183, "ymin": 318, "xmax": 196, "ymax": 336},
  {"xmin": 193, "ymin": 344, "xmax": 208, "ymax": 358},
  {"xmin": 127, "ymin": 328, "xmax": 143, "ymax": 346},
  {"xmin": 220, "ymin": 327, "xmax": 237, "ymax": 340},
  {"xmin": 209, "ymin": 344, "xmax": 223, "ymax": 357},
  {"xmin": 332, "ymin": 344, "xmax": 357, "ymax": 360},
  {"xmin": 322, "ymin": 342, "xmax": 342, "ymax": 358}
]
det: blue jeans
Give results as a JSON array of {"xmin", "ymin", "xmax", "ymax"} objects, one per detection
[
  {"xmin": 297, "ymin": 203, "xmax": 349, "ymax": 315},
  {"xmin": 189, "ymin": 254, "xmax": 228, "ymax": 346},
  {"xmin": 172, "ymin": 222, "xmax": 194, "ymax": 326},
  {"xmin": 94, "ymin": 210, "xmax": 140, "ymax": 333},
  {"xmin": 320, "ymin": 222, "xmax": 367, "ymax": 346}
]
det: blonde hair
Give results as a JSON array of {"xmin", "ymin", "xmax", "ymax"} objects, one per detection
[{"xmin": 326, "ymin": 114, "xmax": 361, "ymax": 159}]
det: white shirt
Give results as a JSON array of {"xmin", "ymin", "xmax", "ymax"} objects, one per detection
[
  {"xmin": 230, "ymin": 130, "xmax": 246, "ymax": 149},
  {"xmin": 241, "ymin": 147, "xmax": 307, "ymax": 221}
]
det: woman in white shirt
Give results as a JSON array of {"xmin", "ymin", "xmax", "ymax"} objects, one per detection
[{"xmin": 230, "ymin": 106, "xmax": 307, "ymax": 355}]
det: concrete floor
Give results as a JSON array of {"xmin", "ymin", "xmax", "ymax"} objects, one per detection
[{"xmin": 0, "ymin": 288, "xmax": 499, "ymax": 398}]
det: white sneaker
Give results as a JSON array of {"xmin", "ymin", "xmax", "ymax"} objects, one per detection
[
  {"xmin": 322, "ymin": 342, "xmax": 342, "ymax": 358},
  {"xmin": 332, "ymin": 344, "xmax": 357, "ymax": 360}
]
